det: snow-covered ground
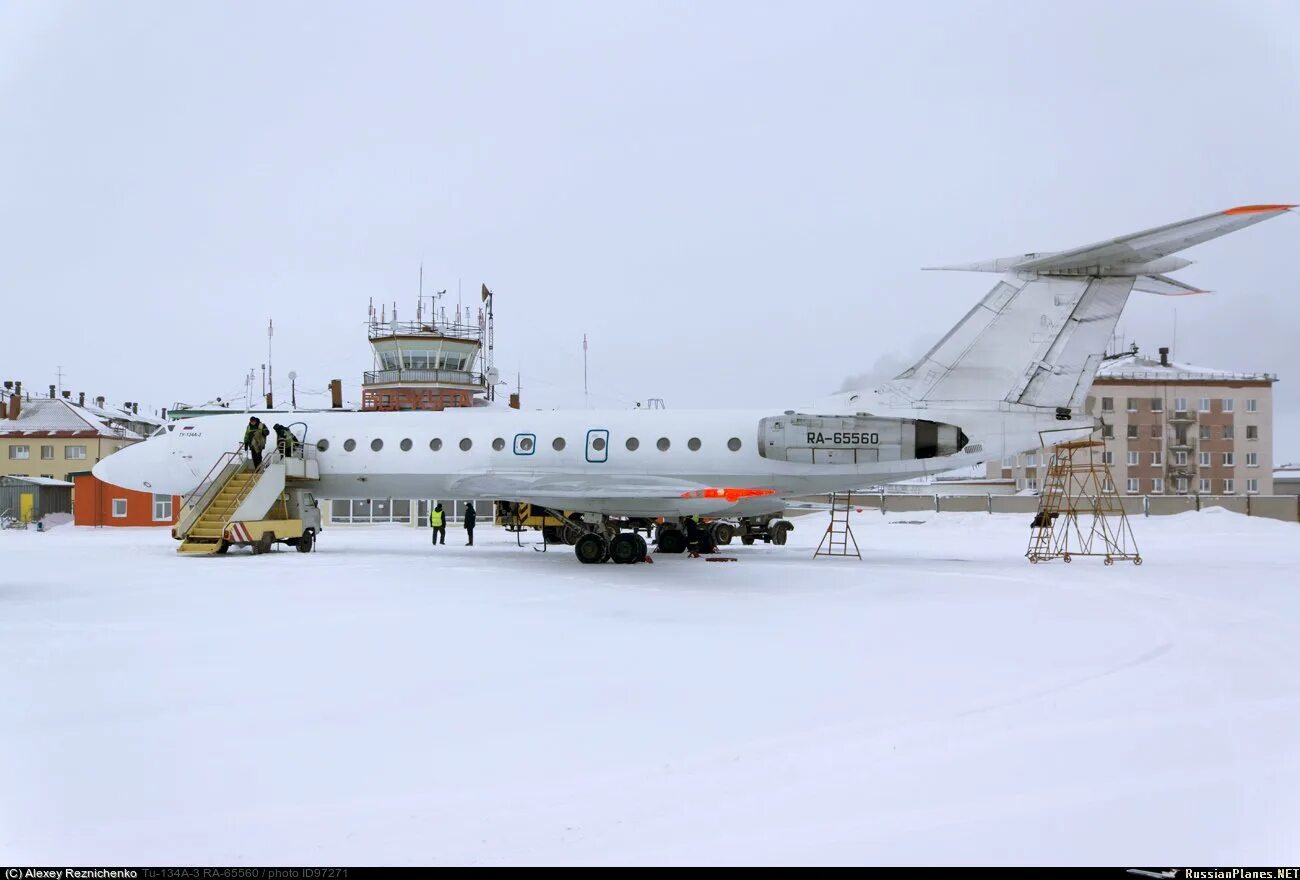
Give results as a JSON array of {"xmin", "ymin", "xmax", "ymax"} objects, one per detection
[{"xmin": 3, "ymin": 510, "xmax": 1299, "ymax": 866}]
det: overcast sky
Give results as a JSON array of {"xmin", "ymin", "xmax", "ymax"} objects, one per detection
[{"xmin": 4, "ymin": 1, "xmax": 1299, "ymax": 458}]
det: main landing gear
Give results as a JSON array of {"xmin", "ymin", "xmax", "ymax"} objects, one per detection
[
  {"xmin": 574, "ymin": 530, "xmax": 649, "ymax": 565},
  {"xmin": 567, "ymin": 514, "xmax": 792, "ymax": 564}
]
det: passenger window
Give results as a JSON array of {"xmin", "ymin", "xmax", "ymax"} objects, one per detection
[
  {"xmin": 625, "ymin": 437, "xmax": 639, "ymax": 451},
  {"xmin": 492, "ymin": 438, "xmax": 505, "ymax": 451},
  {"xmin": 592, "ymin": 437, "xmax": 606, "ymax": 452},
  {"xmin": 687, "ymin": 437, "xmax": 701, "ymax": 451},
  {"xmin": 519, "ymin": 436, "xmax": 534, "ymax": 452},
  {"xmin": 657, "ymin": 437, "xmax": 670, "ymax": 451},
  {"xmin": 553, "ymin": 437, "xmax": 566, "ymax": 451},
  {"xmin": 343, "ymin": 439, "xmax": 356, "ymax": 452},
  {"xmin": 400, "ymin": 438, "xmax": 412, "ymax": 451},
  {"xmin": 317, "ymin": 439, "xmax": 329, "ymax": 452},
  {"xmin": 459, "ymin": 438, "xmax": 473, "ymax": 451},
  {"xmin": 371, "ymin": 439, "xmax": 383, "ymax": 451},
  {"xmin": 430, "ymin": 438, "xmax": 442, "ymax": 451},
  {"xmin": 728, "ymin": 437, "xmax": 742, "ymax": 451}
]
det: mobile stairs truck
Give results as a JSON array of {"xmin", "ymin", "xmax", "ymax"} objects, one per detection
[{"xmin": 172, "ymin": 434, "xmax": 322, "ymax": 556}]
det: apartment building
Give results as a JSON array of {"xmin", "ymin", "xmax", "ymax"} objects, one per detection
[{"xmin": 990, "ymin": 346, "xmax": 1277, "ymax": 496}]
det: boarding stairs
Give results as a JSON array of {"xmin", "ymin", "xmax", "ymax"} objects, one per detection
[
  {"xmin": 174, "ymin": 438, "xmax": 319, "ymax": 555},
  {"xmin": 814, "ymin": 491, "xmax": 861, "ymax": 559}
]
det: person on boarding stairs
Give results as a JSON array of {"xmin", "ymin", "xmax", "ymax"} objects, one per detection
[
  {"xmin": 243, "ymin": 417, "xmax": 269, "ymax": 469},
  {"xmin": 273, "ymin": 423, "xmax": 294, "ymax": 456},
  {"xmin": 430, "ymin": 502, "xmax": 446, "ymax": 546},
  {"xmin": 464, "ymin": 501, "xmax": 476, "ymax": 546}
]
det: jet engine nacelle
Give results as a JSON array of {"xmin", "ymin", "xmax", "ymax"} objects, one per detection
[{"xmin": 758, "ymin": 413, "xmax": 968, "ymax": 464}]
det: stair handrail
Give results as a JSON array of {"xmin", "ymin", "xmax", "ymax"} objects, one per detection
[
  {"xmin": 176, "ymin": 446, "xmax": 281, "ymax": 539},
  {"xmin": 219, "ymin": 448, "xmax": 284, "ymax": 524}
]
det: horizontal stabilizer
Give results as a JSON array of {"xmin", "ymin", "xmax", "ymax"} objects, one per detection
[
  {"xmin": 1134, "ymin": 274, "xmax": 1210, "ymax": 296},
  {"xmin": 926, "ymin": 205, "xmax": 1292, "ymax": 278}
]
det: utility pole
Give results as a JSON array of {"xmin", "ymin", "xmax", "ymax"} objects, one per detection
[
  {"xmin": 289, "ymin": 371, "xmax": 297, "ymax": 409},
  {"xmin": 266, "ymin": 318, "xmax": 274, "ymax": 408},
  {"xmin": 583, "ymin": 334, "xmax": 589, "ymax": 409}
]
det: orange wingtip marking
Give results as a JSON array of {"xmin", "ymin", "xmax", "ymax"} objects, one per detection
[
  {"xmin": 1223, "ymin": 204, "xmax": 1296, "ymax": 215},
  {"xmin": 681, "ymin": 487, "xmax": 777, "ymax": 503}
]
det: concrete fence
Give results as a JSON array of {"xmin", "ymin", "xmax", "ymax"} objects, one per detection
[{"xmin": 841, "ymin": 493, "xmax": 1300, "ymax": 523}]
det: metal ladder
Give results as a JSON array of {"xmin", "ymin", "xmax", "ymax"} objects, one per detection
[{"xmin": 815, "ymin": 491, "xmax": 861, "ymax": 559}]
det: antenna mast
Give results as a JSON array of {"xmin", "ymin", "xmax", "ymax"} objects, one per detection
[
  {"xmin": 266, "ymin": 318, "xmax": 274, "ymax": 407},
  {"xmin": 583, "ymin": 333, "xmax": 589, "ymax": 409}
]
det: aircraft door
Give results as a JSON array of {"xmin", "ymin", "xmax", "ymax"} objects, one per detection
[{"xmin": 585, "ymin": 428, "xmax": 609, "ymax": 463}]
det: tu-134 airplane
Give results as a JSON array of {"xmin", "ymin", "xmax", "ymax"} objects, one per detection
[{"xmin": 94, "ymin": 204, "xmax": 1292, "ymax": 562}]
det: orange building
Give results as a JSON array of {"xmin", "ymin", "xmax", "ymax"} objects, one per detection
[{"xmin": 72, "ymin": 473, "xmax": 180, "ymax": 527}]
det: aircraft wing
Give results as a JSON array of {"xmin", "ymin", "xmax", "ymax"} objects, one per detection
[
  {"xmin": 447, "ymin": 472, "xmax": 788, "ymax": 518},
  {"xmin": 1015, "ymin": 205, "xmax": 1293, "ymax": 273}
]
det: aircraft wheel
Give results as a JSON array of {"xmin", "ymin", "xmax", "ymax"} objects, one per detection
[
  {"xmin": 609, "ymin": 532, "xmax": 642, "ymax": 564},
  {"xmin": 542, "ymin": 525, "xmax": 563, "ymax": 544},
  {"xmin": 574, "ymin": 532, "xmax": 608, "ymax": 564},
  {"xmin": 711, "ymin": 522, "xmax": 735, "ymax": 546},
  {"xmin": 633, "ymin": 533, "xmax": 648, "ymax": 560},
  {"xmin": 657, "ymin": 528, "xmax": 687, "ymax": 554}
]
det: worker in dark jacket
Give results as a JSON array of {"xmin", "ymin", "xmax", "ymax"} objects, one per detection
[
  {"xmin": 464, "ymin": 501, "xmax": 476, "ymax": 546},
  {"xmin": 243, "ymin": 417, "xmax": 269, "ymax": 468},
  {"xmin": 430, "ymin": 502, "xmax": 446, "ymax": 546}
]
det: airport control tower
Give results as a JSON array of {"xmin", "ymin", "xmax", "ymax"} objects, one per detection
[{"xmin": 361, "ymin": 285, "xmax": 498, "ymax": 411}]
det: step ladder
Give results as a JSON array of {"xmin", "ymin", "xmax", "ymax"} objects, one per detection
[
  {"xmin": 1026, "ymin": 439, "xmax": 1141, "ymax": 565},
  {"xmin": 815, "ymin": 491, "xmax": 861, "ymax": 559}
]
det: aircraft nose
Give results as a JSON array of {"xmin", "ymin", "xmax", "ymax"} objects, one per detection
[{"xmin": 93, "ymin": 439, "xmax": 183, "ymax": 494}]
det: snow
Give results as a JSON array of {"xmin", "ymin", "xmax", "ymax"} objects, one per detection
[
  {"xmin": 3, "ymin": 512, "xmax": 1299, "ymax": 865},
  {"xmin": 1096, "ymin": 352, "xmax": 1274, "ymax": 383}
]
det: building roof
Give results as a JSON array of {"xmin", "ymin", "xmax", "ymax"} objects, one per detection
[
  {"xmin": 0, "ymin": 397, "xmax": 146, "ymax": 440},
  {"xmin": 0, "ymin": 475, "xmax": 75, "ymax": 487},
  {"xmin": 1095, "ymin": 352, "xmax": 1277, "ymax": 384},
  {"xmin": 1275, "ymin": 464, "xmax": 1300, "ymax": 481}
]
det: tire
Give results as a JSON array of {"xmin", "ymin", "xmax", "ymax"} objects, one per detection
[
  {"xmin": 562, "ymin": 519, "xmax": 584, "ymax": 545},
  {"xmin": 255, "ymin": 532, "xmax": 274, "ymax": 555},
  {"xmin": 542, "ymin": 525, "xmax": 563, "ymax": 544},
  {"xmin": 296, "ymin": 530, "xmax": 314, "ymax": 553},
  {"xmin": 609, "ymin": 533, "xmax": 641, "ymax": 564},
  {"xmin": 633, "ymin": 533, "xmax": 647, "ymax": 561},
  {"xmin": 741, "ymin": 535, "xmax": 755, "ymax": 546},
  {"xmin": 574, "ymin": 532, "xmax": 608, "ymax": 564},
  {"xmin": 771, "ymin": 524, "xmax": 789, "ymax": 546},
  {"xmin": 711, "ymin": 522, "xmax": 735, "ymax": 546},
  {"xmin": 215, "ymin": 540, "xmax": 231, "ymax": 555},
  {"xmin": 656, "ymin": 528, "xmax": 687, "ymax": 554}
]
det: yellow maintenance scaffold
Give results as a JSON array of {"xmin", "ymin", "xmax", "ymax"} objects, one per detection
[{"xmin": 1026, "ymin": 439, "xmax": 1141, "ymax": 566}]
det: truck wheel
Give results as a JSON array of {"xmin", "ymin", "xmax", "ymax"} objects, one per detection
[
  {"xmin": 542, "ymin": 525, "xmax": 562, "ymax": 544},
  {"xmin": 711, "ymin": 522, "xmax": 735, "ymax": 545},
  {"xmin": 255, "ymin": 532, "xmax": 274, "ymax": 555},
  {"xmin": 740, "ymin": 535, "xmax": 755, "ymax": 546},
  {"xmin": 771, "ymin": 522, "xmax": 791, "ymax": 546},
  {"xmin": 296, "ymin": 530, "xmax": 315, "ymax": 553},
  {"xmin": 216, "ymin": 540, "xmax": 231, "ymax": 555}
]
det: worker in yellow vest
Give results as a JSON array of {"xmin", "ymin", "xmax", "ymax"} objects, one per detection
[{"xmin": 430, "ymin": 502, "xmax": 446, "ymax": 546}]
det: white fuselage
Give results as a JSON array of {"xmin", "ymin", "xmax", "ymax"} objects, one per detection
[{"xmin": 94, "ymin": 393, "xmax": 1093, "ymax": 518}]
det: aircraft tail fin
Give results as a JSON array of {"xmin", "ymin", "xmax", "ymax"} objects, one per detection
[{"xmin": 879, "ymin": 205, "xmax": 1292, "ymax": 410}]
